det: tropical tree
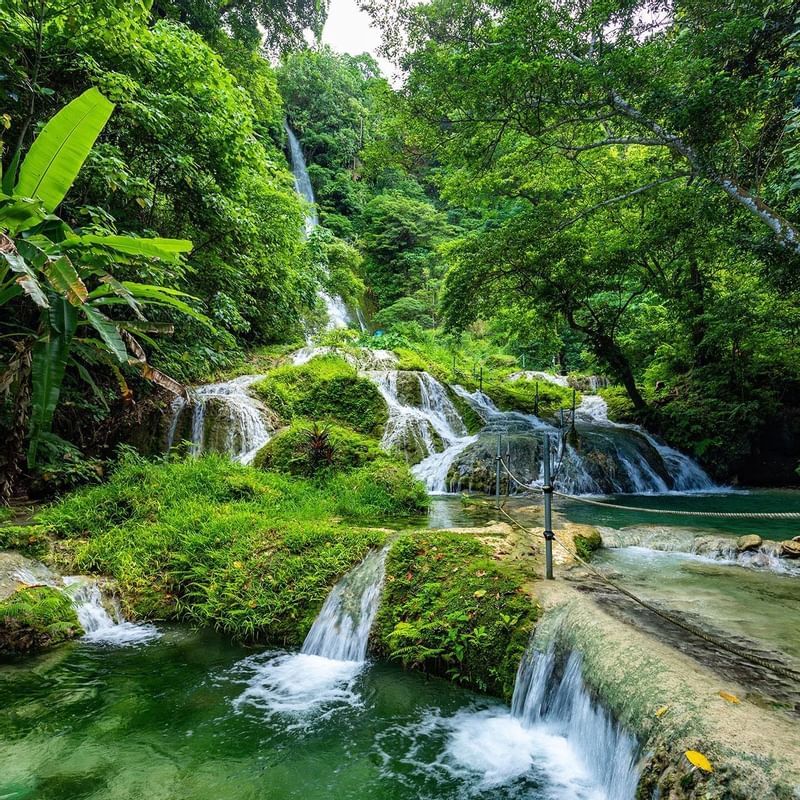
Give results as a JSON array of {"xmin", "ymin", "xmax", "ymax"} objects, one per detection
[{"xmin": 0, "ymin": 88, "xmax": 208, "ymax": 497}]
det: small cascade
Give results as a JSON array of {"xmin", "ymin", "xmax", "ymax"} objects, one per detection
[
  {"xmin": 452, "ymin": 387, "xmax": 717, "ymax": 495},
  {"xmin": 62, "ymin": 578, "xmax": 160, "ymax": 646},
  {"xmin": 511, "ymin": 647, "xmax": 640, "ymax": 799},
  {"xmin": 369, "ymin": 369, "xmax": 477, "ymax": 493},
  {"xmin": 508, "ymin": 370, "xmax": 569, "ymax": 387},
  {"xmin": 598, "ymin": 527, "xmax": 800, "ymax": 575},
  {"xmin": 285, "ymin": 123, "xmax": 353, "ymax": 331},
  {"xmin": 166, "ymin": 375, "xmax": 273, "ymax": 464},
  {"xmin": 439, "ymin": 643, "xmax": 639, "ymax": 798},
  {"xmin": 233, "ymin": 547, "xmax": 389, "ymax": 717}
]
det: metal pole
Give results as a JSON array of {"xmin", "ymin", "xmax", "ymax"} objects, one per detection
[
  {"xmin": 571, "ymin": 389, "xmax": 576, "ymax": 433},
  {"xmin": 452, "ymin": 353, "xmax": 456, "ymax": 374},
  {"xmin": 542, "ymin": 433, "xmax": 554, "ymax": 579},
  {"xmin": 495, "ymin": 434, "xmax": 502, "ymax": 503},
  {"xmin": 505, "ymin": 442, "xmax": 511, "ymax": 497},
  {"xmin": 522, "ymin": 353, "xmax": 526, "ymax": 370},
  {"xmin": 534, "ymin": 382, "xmax": 539, "ymax": 416},
  {"xmin": 479, "ymin": 366, "xmax": 484, "ymax": 393}
]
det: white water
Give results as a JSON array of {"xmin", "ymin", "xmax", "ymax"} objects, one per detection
[
  {"xmin": 166, "ymin": 375, "xmax": 272, "ymax": 464},
  {"xmin": 434, "ymin": 645, "xmax": 638, "ymax": 799},
  {"xmin": 62, "ymin": 577, "xmax": 160, "ymax": 646},
  {"xmin": 285, "ymin": 123, "xmax": 352, "ymax": 331},
  {"xmin": 453, "ymin": 385, "xmax": 716, "ymax": 495},
  {"xmin": 369, "ymin": 370, "xmax": 477, "ymax": 493},
  {"xmin": 234, "ymin": 547, "xmax": 388, "ymax": 717},
  {"xmin": 508, "ymin": 370, "xmax": 570, "ymax": 387}
]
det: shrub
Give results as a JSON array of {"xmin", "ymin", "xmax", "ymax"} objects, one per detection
[
  {"xmin": 598, "ymin": 386, "xmax": 639, "ymax": 423},
  {"xmin": 373, "ymin": 531, "xmax": 537, "ymax": 698},
  {"xmin": 254, "ymin": 420, "xmax": 382, "ymax": 477},
  {"xmin": 252, "ymin": 355, "xmax": 388, "ymax": 434},
  {"xmin": 328, "ymin": 460, "xmax": 430, "ymax": 519},
  {"xmin": 0, "ymin": 586, "xmax": 82, "ymax": 655}
]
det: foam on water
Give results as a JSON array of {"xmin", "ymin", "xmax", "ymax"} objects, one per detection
[
  {"xmin": 233, "ymin": 547, "xmax": 388, "ymax": 718},
  {"xmin": 63, "ymin": 578, "xmax": 160, "ymax": 646}
]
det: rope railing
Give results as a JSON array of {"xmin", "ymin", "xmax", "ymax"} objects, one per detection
[
  {"xmin": 498, "ymin": 457, "xmax": 800, "ymax": 520},
  {"xmin": 493, "ymin": 497, "xmax": 800, "ymax": 684}
]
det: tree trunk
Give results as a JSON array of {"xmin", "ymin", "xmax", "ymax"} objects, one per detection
[{"xmin": 593, "ymin": 332, "xmax": 648, "ymax": 412}]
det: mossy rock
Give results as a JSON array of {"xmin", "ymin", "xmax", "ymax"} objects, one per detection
[
  {"xmin": 573, "ymin": 529, "xmax": 602, "ymax": 561},
  {"xmin": 598, "ymin": 386, "xmax": 639, "ymax": 423},
  {"xmin": 483, "ymin": 378, "xmax": 576, "ymax": 419},
  {"xmin": 251, "ymin": 355, "xmax": 388, "ymax": 434},
  {"xmin": 254, "ymin": 420, "xmax": 382, "ymax": 477},
  {"xmin": 0, "ymin": 524, "xmax": 50, "ymax": 559},
  {"xmin": 0, "ymin": 586, "xmax": 82, "ymax": 656},
  {"xmin": 373, "ymin": 531, "xmax": 538, "ymax": 698}
]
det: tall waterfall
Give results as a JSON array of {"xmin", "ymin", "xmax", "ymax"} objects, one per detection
[
  {"xmin": 166, "ymin": 375, "xmax": 273, "ymax": 465},
  {"xmin": 233, "ymin": 547, "xmax": 388, "ymax": 716},
  {"xmin": 285, "ymin": 123, "xmax": 352, "ymax": 331}
]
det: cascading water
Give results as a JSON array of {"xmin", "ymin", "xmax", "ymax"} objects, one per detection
[
  {"xmin": 233, "ymin": 547, "xmax": 388, "ymax": 716},
  {"xmin": 451, "ymin": 386, "xmax": 717, "ymax": 495},
  {"xmin": 369, "ymin": 369, "xmax": 477, "ymax": 493},
  {"xmin": 166, "ymin": 375, "xmax": 273, "ymax": 465},
  {"xmin": 285, "ymin": 123, "xmax": 353, "ymax": 331},
  {"xmin": 435, "ymin": 642, "xmax": 639, "ymax": 798},
  {"xmin": 62, "ymin": 577, "xmax": 160, "ymax": 646}
]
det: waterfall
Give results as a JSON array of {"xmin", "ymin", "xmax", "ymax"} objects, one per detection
[
  {"xmin": 439, "ymin": 643, "xmax": 639, "ymax": 798},
  {"xmin": 233, "ymin": 547, "xmax": 388, "ymax": 717},
  {"xmin": 511, "ymin": 646, "xmax": 640, "ymax": 799},
  {"xmin": 369, "ymin": 369, "xmax": 478, "ymax": 493},
  {"xmin": 285, "ymin": 123, "xmax": 353, "ymax": 331},
  {"xmin": 166, "ymin": 375, "xmax": 273, "ymax": 465},
  {"xmin": 62, "ymin": 577, "xmax": 160, "ymax": 646},
  {"xmin": 452, "ymin": 386, "xmax": 717, "ymax": 495}
]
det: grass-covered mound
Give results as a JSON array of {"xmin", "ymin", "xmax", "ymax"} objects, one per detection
[
  {"xmin": 481, "ymin": 376, "xmax": 575, "ymax": 420},
  {"xmin": 252, "ymin": 355, "xmax": 388, "ymax": 434},
  {"xmin": 373, "ymin": 531, "xmax": 538, "ymax": 699},
  {"xmin": 31, "ymin": 453, "xmax": 428, "ymax": 642},
  {"xmin": 253, "ymin": 420, "xmax": 382, "ymax": 476},
  {"xmin": 0, "ymin": 586, "xmax": 82, "ymax": 656}
]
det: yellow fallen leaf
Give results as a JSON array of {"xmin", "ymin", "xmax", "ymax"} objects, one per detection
[
  {"xmin": 473, "ymin": 589, "xmax": 487, "ymax": 598},
  {"xmin": 718, "ymin": 691, "xmax": 740, "ymax": 704},
  {"xmin": 685, "ymin": 750, "xmax": 713, "ymax": 773},
  {"xmin": 655, "ymin": 705, "xmax": 670, "ymax": 718},
  {"xmin": 233, "ymin": 561, "xmax": 243, "ymax": 569}
]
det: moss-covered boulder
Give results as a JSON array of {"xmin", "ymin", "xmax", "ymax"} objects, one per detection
[
  {"xmin": 374, "ymin": 531, "xmax": 538, "ymax": 698},
  {"xmin": 254, "ymin": 420, "xmax": 382, "ymax": 477},
  {"xmin": 252, "ymin": 355, "xmax": 388, "ymax": 434},
  {"xmin": 0, "ymin": 586, "xmax": 82, "ymax": 656}
]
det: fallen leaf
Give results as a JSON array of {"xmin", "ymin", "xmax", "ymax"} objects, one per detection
[
  {"xmin": 718, "ymin": 691, "xmax": 740, "ymax": 704},
  {"xmin": 655, "ymin": 705, "xmax": 670, "ymax": 718},
  {"xmin": 233, "ymin": 561, "xmax": 243, "ymax": 569},
  {"xmin": 685, "ymin": 750, "xmax": 713, "ymax": 773},
  {"xmin": 473, "ymin": 589, "xmax": 487, "ymax": 598}
]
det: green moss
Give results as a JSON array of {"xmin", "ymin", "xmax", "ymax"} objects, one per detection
[
  {"xmin": 374, "ymin": 531, "xmax": 538, "ymax": 698},
  {"xmin": 598, "ymin": 386, "xmax": 639, "ymax": 423},
  {"xmin": 328, "ymin": 461, "xmax": 430, "ymax": 520},
  {"xmin": 573, "ymin": 529, "xmax": 602, "ymax": 561},
  {"xmin": 447, "ymin": 386, "xmax": 483, "ymax": 434},
  {"xmin": 33, "ymin": 453, "xmax": 423, "ymax": 641},
  {"xmin": 254, "ymin": 420, "xmax": 383, "ymax": 477},
  {"xmin": 0, "ymin": 586, "xmax": 82, "ymax": 656},
  {"xmin": 482, "ymin": 378, "xmax": 576, "ymax": 419},
  {"xmin": 0, "ymin": 524, "xmax": 50, "ymax": 558},
  {"xmin": 252, "ymin": 355, "xmax": 388, "ymax": 434},
  {"xmin": 394, "ymin": 347, "xmax": 429, "ymax": 372}
]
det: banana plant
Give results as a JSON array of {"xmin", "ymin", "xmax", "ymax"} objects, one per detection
[{"xmin": 0, "ymin": 87, "xmax": 210, "ymax": 468}]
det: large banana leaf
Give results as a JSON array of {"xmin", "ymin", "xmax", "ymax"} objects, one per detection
[
  {"xmin": 43, "ymin": 255, "xmax": 88, "ymax": 305},
  {"xmin": 27, "ymin": 298, "xmax": 78, "ymax": 466},
  {"xmin": 16, "ymin": 88, "xmax": 114, "ymax": 213},
  {"xmin": 65, "ymin": 233, "xmax": 193, "ymax": 262},
  {"xmin": 83, "ymin": 306, "xmax": 128, "ymax": 363}
]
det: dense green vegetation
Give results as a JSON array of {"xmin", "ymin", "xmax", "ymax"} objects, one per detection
[
  {"xmin": 252, "ymin": 355, "xmax": 388, "ymax": 434},
  {"xmin": 28, "ymin": 452, "xmax": 426, "ymax": 639},
  {"xmin": 0, "ymin": 585, "xmax": 82, "ymax": 655},
  {"xmin": 374, "ymin": 531, "xmax": 538, "ymax": 699}
]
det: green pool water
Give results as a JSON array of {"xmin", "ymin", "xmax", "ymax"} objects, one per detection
[
  {"xmin": 555, "ymin": 489, "xmax": 800, "ymax": 540},
  {"xmin": 0, "ymin": 629, "xmax": 611, "ymax": 800}
]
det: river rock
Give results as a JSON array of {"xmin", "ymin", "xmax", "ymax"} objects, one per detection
[
  {"xmin": 792, "ymin": 535, "xmax": 800, "ymax": 543},
  {"xmin": 780, "ymin": 539, "xmax": 800, "ymax": 558},
  {"xmin": 736, "ymin": 534, "xmax": 763, "ymax": 552}
]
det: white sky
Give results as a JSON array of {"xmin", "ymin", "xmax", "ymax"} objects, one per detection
[{"xmin": 320, "ymin": 0, "xmax": 396, "ymax": 79}]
